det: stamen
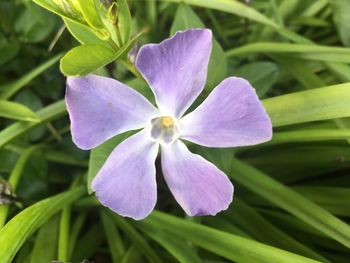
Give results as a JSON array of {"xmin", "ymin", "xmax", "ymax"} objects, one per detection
[{"xmin": 161, "ymin": 116, "xmax": 174, "ymax": 128}]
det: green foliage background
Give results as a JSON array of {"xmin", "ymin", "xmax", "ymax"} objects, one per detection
[{"xmin": 0, "ymin": 0, "xmax": 350, "ymax": 262}]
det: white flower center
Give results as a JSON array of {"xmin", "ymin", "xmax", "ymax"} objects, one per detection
[{"xmin": 150, "ymin": 116, "xmax": 179, "ymax": 144}]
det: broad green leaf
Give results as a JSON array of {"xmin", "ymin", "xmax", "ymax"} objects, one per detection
[
  {"xmin": 262, "ymin": 83, "xmax": 350, "ymax": 127},
  {"xmin": 159, "ymin": 0, "xmax": 277, "ymax": 28},
  {"xmin": 234, "ymin": 61, "xmax": 280, "ymax": 97},
  {"xmin": 87, "ymin": 131, "xmax": 134, "ymax": 194},
  {"xmin": 60, "ymin": 33, "xmax": 140, "ymax": 76},
  {"xmin": 0, "ymin": 100, "xmax": 66, "ymax": 149},
  {"xmin": 109, "ymin": 212, "xmax": 163, "ymax": 263},
  {"xmin": 0, "ymin": 187, "xmax": 85, "ymax": 263},
  {"xmin": 170, "ymin": 3, "xmax": 227, "ymax": 89},
  {"xmin": 0, "ymin": 100, "xmax": 40, "ymax": 122},
  {"xmin": 60, "ymin": 44, "xmax": 115, "ymax": 76},
  {"xmin": 139, "ymin": 223, "xmax": 202, "ymax": 263},
  {"xmin": 30, "ymin": 216, "xmax": 59, "ymax": 263},
  {"xmin": 141, "ymin": 211, "xmax": 320, "ymax": 263},
  {"xmin": 227, "ymin": 42, "xmax": 350, "ymax": 63},
  {"xmin": 230, "ymin": 158, "xmax": 350, "ymax": 248},
  {"xmin": 64, "ymin": 18, "xmax": 111, "ymax": 48},
  {"xmin": 329, "ymin": 0, "xmax": 350, "ymax": 46},
  {"xmin": 0, "ymin": 53, "xmax": 62, "ymax": 99}
]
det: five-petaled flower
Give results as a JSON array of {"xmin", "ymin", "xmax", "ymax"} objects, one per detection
[{"xmin": 65, "ymin": 29, "xmax": 272, "ymax": 220}]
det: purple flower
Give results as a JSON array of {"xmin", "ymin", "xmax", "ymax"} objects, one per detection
[{"xmin": 65, "ymin": 29, "xmax": 272, "ymax": 220}]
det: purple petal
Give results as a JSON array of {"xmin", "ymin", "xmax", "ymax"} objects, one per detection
[
  {"xmin": 66, "ymin": 74, "xmax": 159, "ymax": 150},
  {"xmin": 92, "ymin": 130, "xmax": 159, "ymax": 220},
  {"xmin": 161, "ymin": 140, "xmax": 233, "ymax": 216},
  {"xmin": 136, "ymin": 29, "xmax": 212, "ymax": 117},
  {"xmin": 179, "ymin": 77, "xmax": 272, "ymax": 147}
]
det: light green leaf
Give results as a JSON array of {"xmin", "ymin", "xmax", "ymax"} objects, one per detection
[
  {"xmin": 329, "ymin": 0, "xmax": 350, "ymax": 46},
  {"xmin": 118, "ymin": 0, "xmax": 132, "ymax": 44},
  {"xmin": 160, "ymin": 0, "xmax": 277, "ymax": 28},
  {"xmin": 141, "ymin": 211, "xmax": 320, "ymax": 263},
  {"xmin": 263, "ymin": 83, "xmax": 350, "ymax": 127},
  {"xmin": 0, "ymin": 187, "xmax": 85, "ymax": 263},
  {"xmin": 60, "ymin": 44, "xmax": 115, "ymax": 76},
  {"xmin": 64, "ymin": 18, "xmax": 110, "ymax": 47},
  {"xmin": 0, "ymin": 100, "xmax": 40, "ymax": 122},
  {"xmin": 60, "ymin": 33, "xmax": 140, "ymax": 76},
  {"xmin": 170, "ymin": 3, "xmax": 227, "ymax": 89},
  {"xmin": 227, "ymin": 42, "xmax": 350, "ymax": 63},
  {"xmin": 0, "ymin": 100, "xmax": 66, "ymax": 149},
  {"xmin": 230, "ymin": 158, "xmax": 350, "ymax": 248}
]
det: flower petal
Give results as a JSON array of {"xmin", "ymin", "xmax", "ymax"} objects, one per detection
[
  {"xmin": 66, "ymin": 74, "xmax": 159, "ymax": 150},
  {"xmin": 92, "ymin": 129, "xmax": 159, "ymax": 220},
  {"xmin": 135, "ymin": 29, "xmax": 212, "ymax": 117},
  {"xmin": 180, "ymin": 77, "xmax": 272, "ymax": 147},
  {"xmin": 161, "ymin": 140, "xmax": 233, "ymax": 216}
]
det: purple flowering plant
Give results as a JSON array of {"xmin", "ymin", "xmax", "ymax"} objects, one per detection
[{"xmin": 66, "ymin": 29, "xmax": 272, "ymax": 220}]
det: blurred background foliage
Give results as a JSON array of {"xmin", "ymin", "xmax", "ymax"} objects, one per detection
[{"xmin": 0, "ymin": 0, "xmax": 350, "ymax": 262}]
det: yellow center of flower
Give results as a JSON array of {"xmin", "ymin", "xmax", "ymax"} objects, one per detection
[
  {"xmin": 161, "ymin": 116, "xmax": 174, "ymax": 128},
  {"xmin": 150, "ymin": 116, "xmax": 179, "ymax": 144}
]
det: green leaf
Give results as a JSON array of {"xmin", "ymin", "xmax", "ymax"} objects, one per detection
[
  {"xmin": 160, "ymin": 0, "xmax": 277, "ymax": 28},
  {"xmin": 329, "ymin": 0, "xmax": 350, "ymax": 46},
  {"xmin": 60, "ymin": 44, "xmax": 115, "ymax": 76},
  {"xmin": 263, "ymin": 83, "xmax": 350, "ymax": 127},
  {"xmin": 170, "ymin": 3, "xmax": 227, "ymax": 89},
  {"xmin": 139, "ymin": 223, "xmax": 202, "ymax": 263},
  {"xmin": 269, "ymin": 129, "xmax": 350, "ymax": 145},
  {"xmin": 0, "ymin": 187, "xmax": 85, "ymax": 263},
  {"xmin": 234, "ymin": 61, "xmax": 280, "ymax": 97},
  {"xmin": 0, "ymin": 53, "xmax": 62, "ymax": 100},
  {"xmin": 0, "ymin": 100, "xmax": 40, "ymax": 122},
  {"xmin": 60, "ymin": 33, "xmax": 140, "ymax": 76},
  {"xmin": 117, "ymin": 0, "xmax": 132, "ymax": 44},
  {"xmin": 229, "ymin": 158, "xmax": 350, "ymax": 248},
  {"xmin": 76, "ymin": 0, "xmax": 103, "ymax": 29},
  {"xmin": 64, "ymin": 18, "xmax": 110, "ymax": 47},
  {"xmin": 108, "ymin": 212, "xmax": 163, "ymax": 263},
  {"xmin": 0, "ymin": 100, "xmax": 66, "ymax": 149},
  {"xmin": 224, "ymin": 200, "xmax": 329, "ymax": 262},
  {"xmin": 0, "ymin": 40, "xmax": 19, "ymax": 66},
  {"xmin": 87, "ymin": 131, "xmax": 134, "ymax": 194},
  {"xmin": 100, "ymin": 210, "xmax": 125, "ymax": 263},
  {"xmin": 29, "ymin": 216, "xmax": 59, "ymax": 263},
  {"xmin": 227, "ymin": 42, "xmax": 350, "ymax": 63},
  {"xmin": 141, "ymin": 211, "xmax": 321, "ymax": 263},
  {"xmin": 0, "ymin": 145, "xmax": 42, "ymax": 227}
]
